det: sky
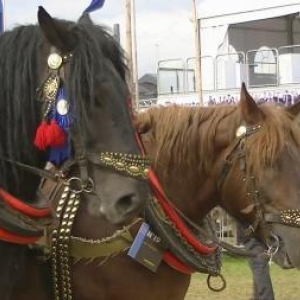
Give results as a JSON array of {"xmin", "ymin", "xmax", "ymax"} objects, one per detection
[{"xmin": 4, "ymin": 0, "xmax": 204, "ymax": 77}]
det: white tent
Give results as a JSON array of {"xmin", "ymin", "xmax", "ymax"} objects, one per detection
[
  {"xmin": 156, "ymin": 1, "xmax": 300, "ymax": 106},
  {"xmin": 198, "ymin": 0, "xmax": 300, "ymax": 57}
]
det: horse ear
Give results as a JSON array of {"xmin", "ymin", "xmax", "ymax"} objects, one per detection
[
  {"xmin": 240, "ymin": 82, "xmax": 264, "ymax": 125},
  {"xmin": 78, "ymin": 13, "xmax": 94, "ymax": 26},
  {"xmin": 38, "ymin": 6, "xmax": 77, "ymax": 53}
]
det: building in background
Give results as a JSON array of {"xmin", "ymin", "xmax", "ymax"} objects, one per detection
[
  {"xmin": 157, "ymin": 0, "xmax": 300, "ymax": 107},
  {"xmin": 138, "ymin": 73, "xmax": 157, "ymax": 108}
]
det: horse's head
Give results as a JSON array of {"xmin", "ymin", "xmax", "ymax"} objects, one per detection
[
  {"xmin": 0, "ymin": 7, "xmax": 149, "ymax": 225},
  {"xmin": 36, "ymin": 7, "xmax": 150, "ymax": 224},
  {"xmin": 218, "ymin": 83, "xmax": 300, "ymax": 268}
]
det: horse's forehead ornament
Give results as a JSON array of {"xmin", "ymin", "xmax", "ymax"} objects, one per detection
[
  {"xmin": 56, "ymin": 98, "xmax": 69, "ymax": 116},
  {"xmin": 47, "ymin": 52, "xmax": 63, "ymax": 70},
  {"xmin": 34, "ymin": 50, "xmax": 74, "ymax": 166},
  {"xmin": 236, "ymin": 125, "xmax": 247, "ymax": 137},
  {"xmin": 43, "ymin": 75, "xmax": 60, "ymax": 100}
]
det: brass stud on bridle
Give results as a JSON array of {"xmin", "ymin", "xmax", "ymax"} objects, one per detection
[{"xmin": 99, "ymin": 152, "xmax": 150, "ymax": 180}]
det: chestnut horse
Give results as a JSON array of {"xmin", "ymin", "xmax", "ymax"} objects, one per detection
[
  {"xmin": 34, "ymin": 83, "xmax": 300, "ymax": 300},
  {"xmin": 130, "ymin": 84, "xmax": 300, "ymax": 299},
  {"xmin": 0, "ymin": 7, "xmax": 149, "ymax": 300},
  {"xmin": 137, "ymin": 84, "xmax": 300, "ymax": 271}
]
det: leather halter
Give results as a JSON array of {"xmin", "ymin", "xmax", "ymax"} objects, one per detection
[{"xmin": 218, "ymin": 124, "xmax": 300, "ymax": 247}]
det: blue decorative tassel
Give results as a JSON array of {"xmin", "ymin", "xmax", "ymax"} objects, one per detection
[
  {"xmin": 54, "ymin": 88, "xmax": 74, "ymax": 129},
  {"xmin": 46, "ymin": 87, "xmax": 74, "ymax": 166},
  {"xmin": 48, "ymin": 139, "xmax": 72, "ymax": 166}
]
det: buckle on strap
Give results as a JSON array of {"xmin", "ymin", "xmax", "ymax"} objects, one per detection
[{"xmin": 67, "ymin": 177, "xmax": 95, "ymax": 194}]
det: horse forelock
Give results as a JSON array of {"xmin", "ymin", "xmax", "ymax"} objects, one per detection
[{"xmin": 245, "ymin": 105, "xmax": 300, "ymax": 180}]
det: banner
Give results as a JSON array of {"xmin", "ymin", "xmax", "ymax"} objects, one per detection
[{"xmin": 83, "ymin": 0, "xmax": 105, "ymax": 14}]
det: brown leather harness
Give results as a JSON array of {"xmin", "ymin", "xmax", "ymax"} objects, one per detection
[{"xmin": 218, "ymin": 124, "xmax": 300, "ymax": 259}]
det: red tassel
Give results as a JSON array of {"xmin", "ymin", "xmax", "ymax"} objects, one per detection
[
  {"xmin": 47, "ymin": 120, "xmax": 66, "ymax": 147},
  {"xmin": 34, "ymin": 121, "xmax": 49, "ymax": 150},
  {"xmin": 34, "ymin": 120, "xmax": 66, "ymax": 151}
]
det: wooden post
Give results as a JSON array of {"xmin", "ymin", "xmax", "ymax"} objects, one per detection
[
  {"xmin": 125, "ymin": 0, "xmax": 135, "ymax": 108},
  {"xmin": 125, "ymin": 0, "xmax": 139, "ymax": 110},
  {"xmin": 1, "ymin": 0, "xmax": 5, "ymax": 32},
  {"xmin": 192, "ymin": 0, "xmax": 203, "ymax": 105},
  {"xmin": 132, "ymin": 0, "xmax": 139, "ymax": 110}
]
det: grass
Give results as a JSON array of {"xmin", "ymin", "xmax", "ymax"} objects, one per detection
[{"xmin": 185, "ymin": 254, "xmax": 300, "ymax": 300}]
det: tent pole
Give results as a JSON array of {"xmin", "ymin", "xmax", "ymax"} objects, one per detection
[{"xmin": 192, "ymin": 0, "xmax": 203, "ymax": 106}]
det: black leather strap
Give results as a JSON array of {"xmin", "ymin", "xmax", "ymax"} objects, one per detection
[
  {"xmin": 0, "ymin": 201, "xmax": 50, "ymax": 236},
  {"xmin": 145, "ymin": 198, "xmax": 222, "ymax": 275}
]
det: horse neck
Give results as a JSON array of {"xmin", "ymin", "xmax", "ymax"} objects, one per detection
[{"xmin": 150, "ymin": 106, "xmax": 241, "ymax": 223}]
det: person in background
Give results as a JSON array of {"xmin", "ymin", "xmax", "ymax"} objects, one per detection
[
  {"xmin": 237, "ymin": 225, "xmax": 275, "ymax": 300},
  {"xmin": 246, "ymin": 237, "xmax": 275, "ymax": 300}
]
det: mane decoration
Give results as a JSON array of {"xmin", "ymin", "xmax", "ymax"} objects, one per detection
[{"xmin": 34, "ymin": 50, "xmax": 74, "ymax": 165}]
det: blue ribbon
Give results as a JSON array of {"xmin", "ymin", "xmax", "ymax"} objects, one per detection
[
  {"xmin": 0, "ymin": 0, "xmax": 4, "ymax": 33},
  {"xmin": 84, "ymin": 0, "xmax": 105, "ymax": 14}
]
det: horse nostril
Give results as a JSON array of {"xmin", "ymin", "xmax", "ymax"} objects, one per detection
[{"xmin": 116, "ymin": 194, "xmax": 138, "ymax": 214}]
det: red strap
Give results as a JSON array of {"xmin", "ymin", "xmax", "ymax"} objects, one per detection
[
  {"xmin": 0, "ymin": 188, "xmax": 51, "ymax": 218},
  {"xmin": 149, "ymin": 170, "xmax": 216, "ymax": 256},
  {"xmin": 126, "ymin": 94, "xmax": 147, "ymax": 156},
  {"xmin": 0, "ymin": 227, "xmax": 40, "ymax": 244},
  {"xmin": 163, "ymin": 251, "xmax": 194, "ymax": 274},
  {"xmin": 135, "ymin": 132, "xmax": 146, "ymax": 155}
]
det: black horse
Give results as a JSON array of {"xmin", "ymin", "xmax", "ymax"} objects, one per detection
[{"xmin": 0, "ymin": 7, "xmax": 149, "ymax": 300}]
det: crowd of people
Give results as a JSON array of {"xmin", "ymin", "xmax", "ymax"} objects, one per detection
[{"xmin": 207, "ymin": 90, "xmax": 300, "ymax": 107}]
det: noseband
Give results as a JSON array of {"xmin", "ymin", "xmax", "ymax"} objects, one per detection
[{"xmin": 218, "ymin": 124, "xmax": 300, "ymax": 252}]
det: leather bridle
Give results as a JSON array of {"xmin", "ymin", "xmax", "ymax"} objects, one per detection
[{"xmin": 218, "ymin": 123, "xmax": 300, "ymax": 258}]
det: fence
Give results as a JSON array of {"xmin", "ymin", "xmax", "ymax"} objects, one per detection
[{"xmin": 157, "ymin": 44, "xmax": 300, "ymax": 96}]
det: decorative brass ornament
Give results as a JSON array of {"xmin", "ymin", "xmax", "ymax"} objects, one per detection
[
  {"xmin": 281, "ymin": 209, "xmax": 300, "ymax": 227},
  {"xmin": 99, "ymin": 152, "xmax": 151, "ymax": 180},
  {"xmin": 43, "ymin": 75, "xmax": 60, "ymax": 100},
  {"xmin": 56, "ymin": 98, "xmax": 70, "ymax": 115},
  {"xmin": 48, "ymin": 52, "xmax": 63, "ymax": 70},
  {"xmin": 236, "ymin": 125, "xmax": 247, "ymax": 137},
  {"xmin": 115, "ymin": 161, "xmax": 125, "ymax": 171},
  {"xmin": 62, "ymin": 53, "xmax": 73, "ymax": 64},
  {"xmin": 143, "ymin": 168, "xmax": 150, "ymax": 178}
]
